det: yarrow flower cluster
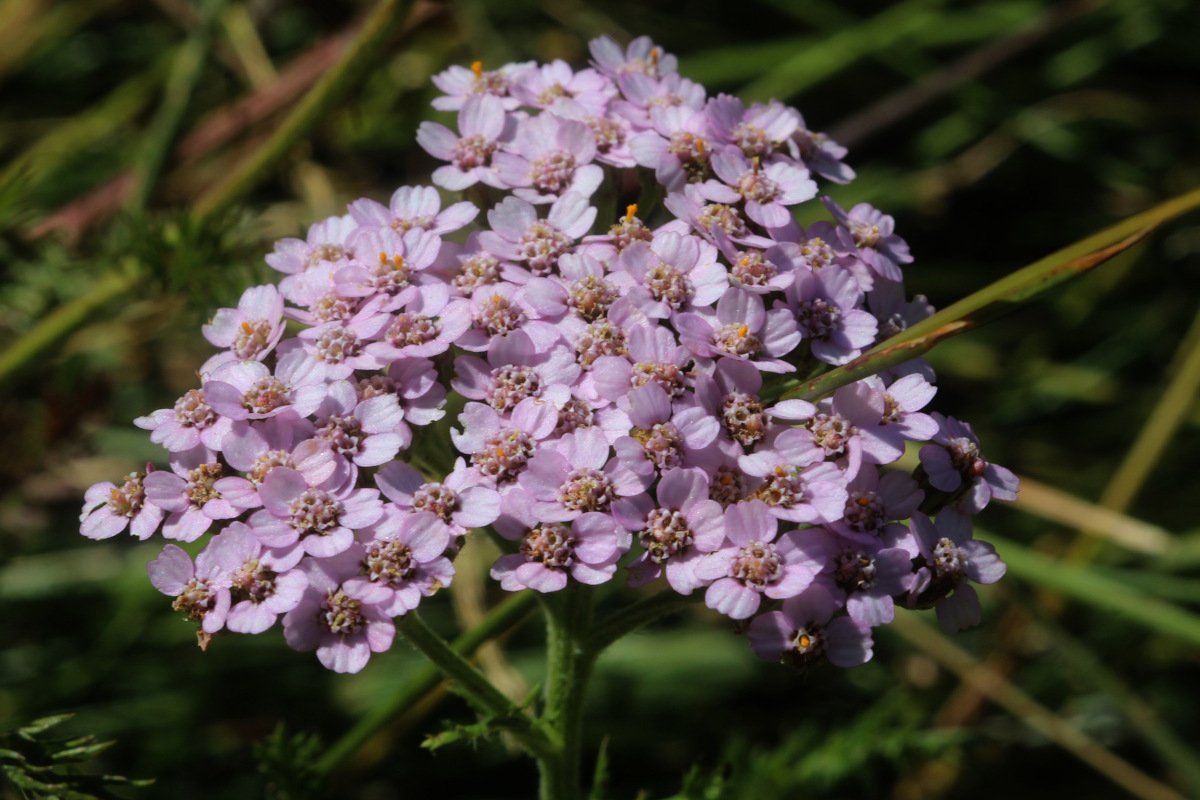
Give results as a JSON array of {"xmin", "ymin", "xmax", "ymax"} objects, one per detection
[{"xmin": 81, "ymin": 36, "xmax": 1015, "ymax": 673}]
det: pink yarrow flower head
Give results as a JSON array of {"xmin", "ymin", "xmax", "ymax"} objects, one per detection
[
  {"xmin": 479, "ymin": 192, "xmax": 596, "ymax": 278},
  {"xmin": 283, "ymin": 548, "xmax": 396, "ymax": 673},
  {"xmin": 135, "ymin": 387, "xmax": 233, "ymax": 453},
  {"xmin": 675, "ymin": 287, "xmax": 801, "ymax": 373},
  {"xmin": 375, "ymin": 460, "xmax": 501, "ymax": 534},
  {"xmin": 252, "ymin": 466, "xmax": 383, "ymax": 558},
  {"xmin": 331, "ymin": 227, "xmax": 439, "ymax": 300},
  {"xmin": 747, "ymin": 584, "xmax": 873, "ymax": 667},
  {"xmin": 491, "ymin": 488, "xmax": 627, "ymax": 593},
  {"xmin": 419, "ymin": 94, "xmax": 514, "ymax": 191},
  {"xmin": 701, "ymin": 145, "xmax": 817, "ymax": 229},
  {"xmin": 203, "ymin": 349, "xmax": 327, "ymax": 422},
  {"xmin": 202, "ymin": 285, "xmax": 286, "ymax": 364},
  {"xmin": 788, "ymin": 264, "xmax": 878, "ymax": 366},
  {"xmin": 493, "ymin": 114, "xmax": 602, "ymax": 205},
  {"xmin": 614, "ymin": 466, "xmax": 725, "ymax": 593},
  {"xmin": 509, "ymin": 59, "xmax": 616, "ymax": 114},
  {"xmin": 588, "ymin": 35, "xmax": 678, "ymax": 81},
  {"xmin": 822, "ymin": 197, "xmax": 912, "ymax": 282},
  {"xmin": 148, "ymin": 543, "xmax": 232, "ymax": 639},
  {"xmin": 143, "ymin": 450, "xmax": 256, "ymax": 542},
  {"xmin": 705, "ymin": 94, "xmax": 801, "ymax": 160},
  {"xmin": 611, "ymin": 230, "xmax": 727, "ymax": 320},
  {"xmin": 611, "ymin": 382, "xmax": 720, "ymax": 475},
  {"xmin": 907, "ymin": 509, "xmax": 1006, "ymax": 632},
  {"xmin": 342, "ymin": 510, "xmax": 456, "ymax": 616},
  {"xmin": 919, "ymin": 413, "xmax": 1018, "ymax": 513},
  {"xmin": 81, "ymin": 469, "xmax": 163, "ymax": 540},
  {"xmin": 431, "ymin": 59, "xmax": 534, "ymax": 111},
  {"xmin": 203, "ymin": 522, "xmax": 307, "ymax": 634},
  {"xmin": 348, "ymin": 185, "xmax": 478, "ymax": 236},
  {"xmin": 518, "ymin": 426, "xmax": 652, "ymax": 522},
  {"xmin": 451, "ymin": 397, "xmax": 559, "ymax": 485},
  {"xmin": 695, "ymin": 499, "xmax": 822, "ymax": 619}
]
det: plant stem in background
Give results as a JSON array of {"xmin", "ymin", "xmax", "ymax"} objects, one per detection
[
  {"xmin": 192, "ymin": 0, "xmax": 415, "ymax": 222},
  {"xmin": 315, "ymin": 591, "xmax": 537, "ymax": 775}
]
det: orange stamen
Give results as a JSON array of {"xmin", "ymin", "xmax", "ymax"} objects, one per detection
[
  {"xmin": 625, "ymin": 203, "xmax": 638, "ymax": 221},
  {"xmin": 650, "ymin": 47, "xmax": 660, "ymax": 67},
  {"xmin": 695, "ymin": 138, "xmax": 705, "ymax": 155},
  {"xmin": 240, "ymin": 321, "xmax": 254, "ymax": 334},
  {"xmin": 471, "ymin": 60, "xmax": 483, "ymax": 78},
  {"xmin": 737, "ymin": 324, "xmax": 749, "ymax": 337},
  {"xmin": 378, "ymin": 251, "xmax": 388, "ymax": 265}
]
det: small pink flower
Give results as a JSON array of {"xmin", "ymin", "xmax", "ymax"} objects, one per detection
[
  {"xmin": 81, "ymin": 469, "xmax": 164, "ymax": 540},
  {"xmin": 252, "ymin": 467, "xmax": 383, "ymax": 558}
]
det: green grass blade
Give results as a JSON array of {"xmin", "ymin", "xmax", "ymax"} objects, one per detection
[
  {"xmin": 987, "ymin": 533, "xmax": 1200, "ymax": 649},
  {"xmin": 782, "ymin": 185, "xmax": 1200, "ymax": 402}
]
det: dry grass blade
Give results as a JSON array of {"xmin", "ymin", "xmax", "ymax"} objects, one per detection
[
  {"xmin": 891, "ymin": 613, "xmax": 1187, "ymax": 800},
  {"xmin": 1011, "ymin": 477, "xmax": 1172, "ymax": 555}
]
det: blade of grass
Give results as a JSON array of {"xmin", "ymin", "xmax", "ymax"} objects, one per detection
[
  {"xmin": 781, "ymin": 184, "xmax": 1200, "ymax": 402},
  {"xmin": 1012, "ymin": 476, "xmax": 1172, "ymax": 555},
  {"xmin": 192, "ymin": 0, "xmax": 415, "ymax": 222},
  {"xmin": 890, "ymin": 613, "xmax": 1186, "ymax": 800},
  {"xmin": 987, "ymin": 532, "xmax": 1200, "ymax": 648},
  {"xmin": 127, "ymin": 0, "xmax": 226, "ymax": 213}
]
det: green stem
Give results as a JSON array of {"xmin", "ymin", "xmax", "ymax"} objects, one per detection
[
  {"xmin": 394, "ymin": 609, "xmax": 557, "ymax": 761},
  {"xmin": 584, "ymin": 589, "xmax": 694, "ymax": 655},
  {"xmin": 0, "ymin": 264, "xmax": 140, "ymax": 385},
  {"xmin": 538, "ymin": 588, "xmax": 594, "ymax": 800},
  {"xmin": 127, "ymin": 0, "xmax": 224, "ymax": 213},
  {"xmin": 192, "ymin": 0, "xmax": 414, "ymax": 222},
  {"xmin": 314, "ymin": 591, "xmax": 536, "ymax": 776}
]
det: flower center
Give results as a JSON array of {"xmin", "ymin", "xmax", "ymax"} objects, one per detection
[
  {"xmin": 249, "ymin": 449, "xmax": 294, "ymax": 485},
  {"xmin": 454, "ymin": 252, "xmax": 501, "ymax": 293},
  {"xmin": 796, "ymin": 297, "xmax": 841, "ymax": 340},
  {"xmin": 517, "ymin": 221, "xmax": 572, "ymax": 276},
  {"xmin": 314, "ymin": 327, "xmax": 361, "ymax": 364},
  {"xmin": 755, "ymin": 465, "xmax": 809, "ymax": 509},
  {"xmin": 487, "ymin": 365, "xmax": 542, "ymax": 413},
  {"xmin": 933, "ymin": 536, "xmax": 967, "ymax": 582},
  {"xmin": 521, "ymin": 523, "xmax": 575, "ymax": 568},
  {"xmin": 667, "ymin": 131, "xmax": 710, "ymax": 180},
  {"xmin": 554, "ymin": 397, "xmax": 595, "ymax": 436},
  {"xmin": 697, "ymin": 203, "xmax": 748, "ymax": 237},
  {"xmin": 233, "ymin": 320, "xmax": 275, "ymax": 359},
  {"xmin": 371, "ymin": 252, "xmax": 411, "ymax": 294},
  {"xmin": 631, "ymin": 361, "xmax": 686, "ymax": 398},
  {"xmin": 575, "ymin": 320, "xmax": 627, "ymax": 367},
  {"xmin": 185, "ymin": 463, "xmax": 224, "ymax": 506},
  {"xmin": 305, "ymin": 244, "xmax": 348, "ymax": 270},
  {"xmin": 321, "ymin": 588, "xmax": 365, "ymax": 636},
  {"xmin": 731, "ymin": 251, "xmax": 777, "ymax": 287},
  {"xmin": 843, "ymin": 491, "xmax": 885, "ymax": 533},
  {"xmin": 312, "ymin": 293, "xmax": 357, "ymax": 322},
  {"xmin": 721, "ymin": 392, "xmax": 766, "ymax": 446},
  {"xmin": 731, "ymin": 122, "xmax": 769, "ymax": 157},
  {"xmin": 730, "ymin": 540, "xmax": 783, "ymax": 589},
  {"xmin": 453, "ymin": 133, "xmax": 497, "ymax": 170},
  {"xmin": 606, "ymin": 214, "xmax": 653, "ymax": 253},
  {"xmin": 807, "ymin": 412, "xmax": 856, "ymax": 457},
  {"xmin": 644, "ymin": 262, "xmax": 694, "ymax": 309},
  {"xmin": 640, "ymin": 507, "xmax": 693, "ymax": 563},
  {"xmin": 713, "ymin": 322, "xmax": 761, "ymax": 358},
  {"xmin": 174, "ymin": 389, "xmax": 216, "ymax": 428},
  {"xmin": 558, "ymin": 468, "xmax": 615, "ymax": 512},
  {"xmin": 242, "ymin": 376, "xmax": 291, "ymax": 415},
  {"xmin": 587, "ymin": 115, "xmax": 623, "ymax": 152},
  {"xmin": 317, "ymin": 414, "xmax": 365, "ymax": 457},
  {"xmin": 412, "ymin": 482, "xmax": 459, "ymax": 523},
  {"xmin": 172, "ymin": 578, "xmax": 217, "ymax": 622},
  {"xmin": 475, "ymin": 294, "xmax": 526, "ymax": 336},
  {"xmin": 800, "ymin": 236, "xmax": 834, "ymax": 269},
  {"xmin": 472, "ymin": 430, "xmax": 535, "ymax": 482},
  {"xmin": 387, "ymin": 313, "xmax": 441, "ymax": 348},
  {"xmin": 288, "ymin": 489, "xmax": 343, "ymax": 536},
  {"xmin": 786, "ymin": 624, "xmax": 827, "ymax": 665},
  {"xmin": 710, "ymin": 465, "xmax": 747, "ymax": 506},
  {"xmin": 107, "ymin": 472, "xmax": 146, "ymax": 517},
  {"xmin": 535, "ymin": 82, "xmax": 571, "ymax": 106},
  {"xmin": 835, "ymin": 549, "xmax": 877, "ymax": 592},
  {"xmin": 363, "ymin": 540, "xmax": 416, "ymax": 585},
  {"xmin": 632, "ymin": 423, "xmax": 683, "ymax": 470},
  {"xmin": 947, "ymin": 436, "xmax": 987, "ymax": 478},
  {"xmin": 232, "ymin": 559, "xmax": 278, "ymax": 604},
  {"xmin": 736, "ymin": 168, "xmax": 780, "ymax": 204},
  {"xmin": 567, "ymin": 275, "xmax": 618, "ymax": 321},
  {"xmin": 530, "ymin": 151, "xmax": 577, "ymax": 196},
  {"xmin": 357, "ymin": 374, "xmax": 396, "ymax": 401}
]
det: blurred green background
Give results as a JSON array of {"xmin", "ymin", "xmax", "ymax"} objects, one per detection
[{"xmin": 2, "ymin": 0, "xmax": 1200, "ymax": 798}]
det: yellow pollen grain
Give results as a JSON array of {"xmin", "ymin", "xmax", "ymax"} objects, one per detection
[
  {"xmin": 857, "ymin": 495, "xmax": 871, "ymax": 507},
  {"xmin": 491, "ymin": 295, "xmax": 503, "ymax": 306},
  {"xmin": 393, "ymin": 255, "xmax": 405, "ymax": 269},
  {"xmin": 110, "ymin": 488, "xmax": 122, "ymax": 501},
  {"xmin": 798, "ymin": 634, "xmax": 812, "ymax": 649},
  {"xmin": 471, "ymin": 60, "xmax": 483, "ymax": 78},
  {"xmin": 695, "ymin": 138, "xmax": 705, "ymax": 155},
  {"xmin": 494, "ymin": 447, "xmax": 505, "ymax": 458},
  {"xmin": 240, "ymin": 321, "xmax": 254, "ymax": 334},
  {"xmin": 378, "ymin": 251, "xmax": 388, "ymax": 265},
  {"xmin": 737, "ymin": 324, "xmax": 749, "ymax": 337}
]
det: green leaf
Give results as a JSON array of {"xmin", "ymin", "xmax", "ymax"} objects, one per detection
[
  {"xmin": 782, "ymin": 185, "xmax": 1200, "ymax": 402},
  {"xmin": 16, "ymin": 714, "xmax": 74, "ymax": 740}
]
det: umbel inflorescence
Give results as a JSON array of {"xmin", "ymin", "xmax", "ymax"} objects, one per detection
[{"xmin": 80, "ymin": 35, "xmax": 1015, "ymax": 674}]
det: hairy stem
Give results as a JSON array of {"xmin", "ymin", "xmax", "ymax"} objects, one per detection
[
  {"xmin": 394, "ymin": 610, "xmax": 557, "ymax": 759},
  {"xmin": 538, "ymin": 588, "xmax": 595, "ymax": 800}
]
